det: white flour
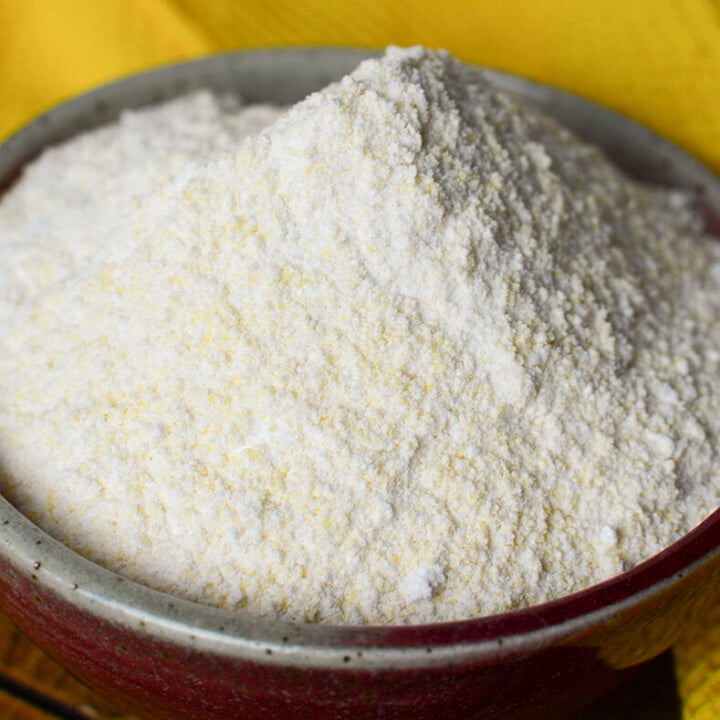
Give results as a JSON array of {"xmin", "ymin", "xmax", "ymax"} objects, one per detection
[{"xmin": 1, "ymin": 47, "xmax": 720, "ymax": 624}]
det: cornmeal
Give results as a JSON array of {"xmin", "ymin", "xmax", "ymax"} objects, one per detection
[{"xmin": 1, "ymin": 47, "xmax": 719, "ymax": 624}]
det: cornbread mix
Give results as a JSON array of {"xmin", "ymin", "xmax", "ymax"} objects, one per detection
[{"xmin": 1, "ymin": 47, "xmax": 719, "ymax": 625}]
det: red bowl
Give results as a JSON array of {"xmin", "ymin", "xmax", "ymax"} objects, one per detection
[{"xmin": 1, "ymin": 50, "xmax": 719, "ymax": 720}]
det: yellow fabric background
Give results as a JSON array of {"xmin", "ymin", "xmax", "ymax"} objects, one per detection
[
  {"xmin": 2, "ymin": 0, "xmax": 720, "ymax": 176},
  {"xmin": 1, "ymin": 0, "xmax": 719, "ymax": 716}
]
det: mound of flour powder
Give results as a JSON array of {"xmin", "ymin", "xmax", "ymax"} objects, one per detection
[{"xmin": 1, "ymin": 47, "xmax": 720, "ymax": 624}]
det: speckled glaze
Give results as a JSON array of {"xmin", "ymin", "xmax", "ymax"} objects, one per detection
[{"xmin": 1, "ymin": 50, "xmax": 720, "ymax": 720}]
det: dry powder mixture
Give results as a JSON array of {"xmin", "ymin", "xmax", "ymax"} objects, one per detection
[{"xmin": 1, "ymin": 47, "xmax": 720, "ymax": 625}]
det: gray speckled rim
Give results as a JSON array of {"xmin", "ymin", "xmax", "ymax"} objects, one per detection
[{"xmin": 1, "ymin": 49, "xmax": 719, "ymax": 670}]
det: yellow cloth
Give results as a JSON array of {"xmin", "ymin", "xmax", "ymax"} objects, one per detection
[{"xmin": 1, "ymin": 1, "xmax": 719, "ymax": 715}]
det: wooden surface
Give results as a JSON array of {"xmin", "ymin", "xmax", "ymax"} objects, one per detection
[{"xmin": 0, "ymin": 606, "xmax": 680, "ymax": 719}]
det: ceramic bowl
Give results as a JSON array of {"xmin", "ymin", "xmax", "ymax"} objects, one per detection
[{"xmin": 1, "ymin": 49, "xmax": 719, "ymax": 720}]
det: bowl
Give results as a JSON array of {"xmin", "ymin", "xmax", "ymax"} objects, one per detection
[{"xmin": 1, "ymin": 49, "xmax": 720, "ymax": 720}]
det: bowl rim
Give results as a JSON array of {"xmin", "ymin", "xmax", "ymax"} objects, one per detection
[{"xmin": 1, "ymin": 47, "xmax": 720, "ymax": 670}]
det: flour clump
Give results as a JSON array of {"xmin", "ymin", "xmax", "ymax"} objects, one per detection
[{"xmin": 1, "ymin": 47, "xmax": 720, "ymax": 625}]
